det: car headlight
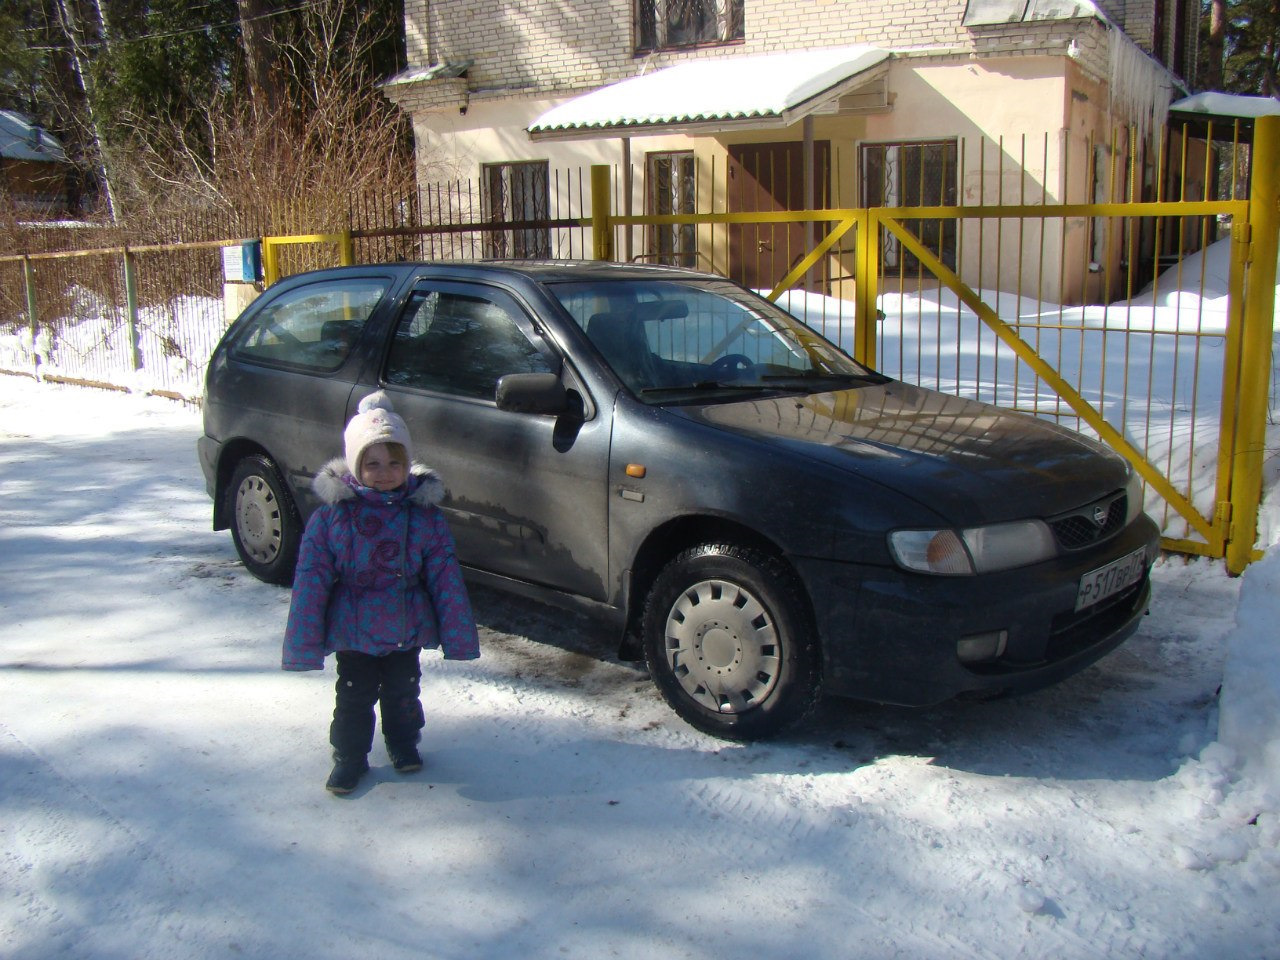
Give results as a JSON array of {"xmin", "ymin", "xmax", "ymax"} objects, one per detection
[
  {"xmin": 1124, "ymin": 468, "xmax": 1146, "ymax": 526},
  {"xmin": 888, "ymin": 520, "xmax": 1057, "ymax": 576}
]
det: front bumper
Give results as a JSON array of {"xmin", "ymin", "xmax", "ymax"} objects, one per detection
[{"xmin": 795, "ymin": 515, "xmax": 1160, "ymax": 706}]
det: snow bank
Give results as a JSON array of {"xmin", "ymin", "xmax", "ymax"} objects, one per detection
[{"xmin": 1217, "ymin": 549, "xmax": 1280, "ymax": 798}]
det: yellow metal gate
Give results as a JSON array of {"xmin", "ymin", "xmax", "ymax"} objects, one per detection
[{"xmin": 595, "ymin": 116, "xmax": 1280, "ymax": 573}]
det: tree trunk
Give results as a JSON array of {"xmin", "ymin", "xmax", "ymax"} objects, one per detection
[
  {"xmin": 239, "ymin": 0, "xmax": 281, "ymax": 117},
  {"xmin": 54, "ymin": 0, "xmax": 119, "ymax": 220},
  {"xmin": 1202, "ymin": 0, "xmax": 1227, "ymax": 91}
]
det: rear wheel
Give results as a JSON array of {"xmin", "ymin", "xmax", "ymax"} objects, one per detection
[
  {"xmin": 226, "ymin": 454, "xmax": 301, "ymax": 585},
  {"xmin": 642, "ymin": 543, "xmax": 821, "ymax": 740}
]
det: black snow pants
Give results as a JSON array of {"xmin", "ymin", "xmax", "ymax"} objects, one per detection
[{"xmin": 330, "ymin": 648, "xmax": 425, "ymax": 760}]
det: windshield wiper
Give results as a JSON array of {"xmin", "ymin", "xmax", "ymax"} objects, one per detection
[
  {"xmin": 760, "ymin": 371, "xmax": 890, "ymax": 387},
  {"xmin": 640, "ymin": 380, "xmax": 813, "ymax": 397}
]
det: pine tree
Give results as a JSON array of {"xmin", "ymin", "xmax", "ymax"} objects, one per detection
[{"xmin": 1204, "ymin": 0, "xmax": 1280, "ymax": 95}]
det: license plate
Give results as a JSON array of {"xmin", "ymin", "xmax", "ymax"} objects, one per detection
[{"xmin": 1075, "ymin": 548, "xmax": 1146, "ymax": 612}]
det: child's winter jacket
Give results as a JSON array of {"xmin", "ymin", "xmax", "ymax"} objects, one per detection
[{"xmin": 282, "ymin": 458, "xmax": 481, "ymax": 670}]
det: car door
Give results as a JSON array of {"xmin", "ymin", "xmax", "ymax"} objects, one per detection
[{"xmin": 372, "ymin": 278, "xmax": 612, "ymax": 602}]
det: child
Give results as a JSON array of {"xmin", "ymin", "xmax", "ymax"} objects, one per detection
[{"xmin": 282, "ymin": 391, "xmax": 480, "ymax": 794}]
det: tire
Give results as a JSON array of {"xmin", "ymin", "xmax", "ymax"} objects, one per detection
[
  {"xmin": 226, "ymin": 454, "xmax": 302, "ymax": 585},
  {"xmin": 642, "ymin": 543, "xmax": 821, "ymax": 741}
]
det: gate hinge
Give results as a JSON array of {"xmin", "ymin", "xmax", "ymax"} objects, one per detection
[
  {"xmin": 1215, "ymin": 501, "xmax": 1233, "ymax": 526},
  {"xmin": 1233, "ymin": 223, "xmax": 1252, "ymax": 245}
]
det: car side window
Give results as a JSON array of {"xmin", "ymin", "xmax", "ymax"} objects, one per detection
[
  {"xmin": 232, "ymin": 277, "xmax": 389, "ymax": 372},
  {"xmin": 384, "ymin": 286, "xmax": 552, "ymax": 399}
]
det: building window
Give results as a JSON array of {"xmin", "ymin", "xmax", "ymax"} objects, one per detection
[
  {"xmin": 482, "ymin": 161, "xmax": 551, "ymax": 258},
  {"xmin": 860, "ymin": 140, "xmax": 959, "ymax": 272},
  {"xmin": 646, "ymin": 151, "xmax": 697, "ymax": 268},
  {"xmin": 1154, "ymin": 0, "xmax": 1190, "ymax": 75},
  {"xmin": 636, "ymin": 0, "xmax": 744, "ymax": 53}
]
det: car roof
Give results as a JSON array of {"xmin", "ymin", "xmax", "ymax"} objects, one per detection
[{"xmin": 280, "ymin": 259, "xmax": 717, "ymax": 287}]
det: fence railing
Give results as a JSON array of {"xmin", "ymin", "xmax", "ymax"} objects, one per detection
[{"xmin": 1, "ymin": 118, "xmax": 1276, "ymax": 571}]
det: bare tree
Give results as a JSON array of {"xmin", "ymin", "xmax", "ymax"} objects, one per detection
[
  {"xmin": 53, "ymin": 0, "xmax": 119, "ymax": 219},
  {"xmin": 118, "ymin": 0, "xmax": 415, "ymax": 240}
]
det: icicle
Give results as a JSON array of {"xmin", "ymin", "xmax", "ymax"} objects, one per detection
[{"xmin": 1108, "ymin": 26, "xmax": 1174, "ymax": 142}]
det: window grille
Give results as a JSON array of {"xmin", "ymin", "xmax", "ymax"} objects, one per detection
[
  {"xmin": 636, "ymin": 0, "xmax": 743, "ymax": 52},
  {"xmin": 482, "ymin": 161, "xmax": 551, "ymax": 258},
  {"xmin": 646, "ymin": 151, "xmax": 697, "ymax": 268},
  {"xmin": 860, "ymin": 140, "xmax": 959, "ymax": 272}
]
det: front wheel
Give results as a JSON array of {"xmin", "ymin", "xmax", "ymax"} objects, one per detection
[
  {"xmin": 642, "ymin": 543, "xmax": 821, "ymax": 740},
  {"xmin": 226, "ymin": 454, "xmax": 301, "ymax": 585}
]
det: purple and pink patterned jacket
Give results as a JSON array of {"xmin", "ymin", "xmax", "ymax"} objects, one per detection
[{"xmin": 282, "ymin": 458, "xmax": 481, "ymax": 670}]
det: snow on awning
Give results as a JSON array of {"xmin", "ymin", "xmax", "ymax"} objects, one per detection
[
  {"xmin": 0, "ymin": 110, "xmax": 67, "ymax": 164},
  {"xmin": 382, "ymin": 61, "xmax": 472, "ymax": 87},
  {"xmin": 1170, "ymin": 92, "xmax": 1280, "ymax": 120},
  {"xmin": 527, "ymin": 46, "xmax": 892, "ymax": 142}
]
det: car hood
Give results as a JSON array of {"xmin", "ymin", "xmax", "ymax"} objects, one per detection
[{"xmin": 675, "ymin": 380, "xmax": 1129, "ymax": 525}]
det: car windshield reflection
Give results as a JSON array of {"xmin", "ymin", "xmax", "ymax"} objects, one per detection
[{"xmin": 549, "ymin": 277, "xmax": 883, "ymax": 402}]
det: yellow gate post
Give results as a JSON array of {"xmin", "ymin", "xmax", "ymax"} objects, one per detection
[
  {"xmin": 262, "ymin": 238, "xmax": 281, "ymax": 287},
  {"xmin": 590, "ymin": 165, "xmax": 614, "ymax": 261},
  {"xmin": 1227, "ymin": 114, "xmax": 1280, "ymax": 574},
  {"xmin": 854, "ymin": 209, "xmax": 879, "ymax": 368}
]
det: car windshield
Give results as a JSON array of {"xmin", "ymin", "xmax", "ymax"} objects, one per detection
[{"xmin": 548, "ymin": 277, "xmax": 887, "ymax": 403}]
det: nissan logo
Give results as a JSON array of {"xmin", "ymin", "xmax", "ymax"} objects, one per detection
[{"xmin": 1092, "ymin": 505, "xmax": 1109, "ymax": 527}]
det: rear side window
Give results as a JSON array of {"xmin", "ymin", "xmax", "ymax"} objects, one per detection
[{"xmin": 232, "ymin": 277, "xmax": 390, "ymax": 372}]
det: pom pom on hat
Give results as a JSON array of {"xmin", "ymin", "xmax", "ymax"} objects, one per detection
[{"xmin": 344, "ymin": 390, "xmax": 412, "ymax": 476}]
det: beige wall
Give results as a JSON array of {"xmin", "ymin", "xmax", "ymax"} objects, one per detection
[
  {"xmin": 402, "ymin": 53, "xmax": 1148, "ymax": 302},
  {"xmin": 389, "ymin": 1, "xmax": 1199, "ymax": 304}
]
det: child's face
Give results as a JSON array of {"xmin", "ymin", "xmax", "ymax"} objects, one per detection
[{"xmin": 359, "ymin": 443, "xmax": 408, "ymax": 492}]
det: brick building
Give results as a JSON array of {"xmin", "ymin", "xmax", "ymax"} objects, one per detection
[
  {"xmin": 0, "ymin": 111, "xmax": 71, "ymax": 216},
  {"xmin": 383, "ymin": 0, "xmax": 1200, "ymax": 301}
]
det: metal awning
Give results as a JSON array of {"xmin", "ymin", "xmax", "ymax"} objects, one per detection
[
  {"xmin": 1169, "ymin": 92, "xmax": 1280, "ymax": 121},
  {"xmin": 1168, "ymin": 92, "xmax": 1280, "ymax": 140},
  {"xmin": 527, "ymin": 46, "xmax": 892, "ymax": 142}
]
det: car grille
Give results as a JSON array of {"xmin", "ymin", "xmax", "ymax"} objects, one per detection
[{"xmin": 1048, "ymin": 494, "xmax": 1126, "ymax": 550}]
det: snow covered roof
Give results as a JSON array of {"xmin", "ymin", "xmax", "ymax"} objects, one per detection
[
  {"xmin": 0, "ymin": 110, "xmax": 67, "ymax": 164},
  {"xmin": 962, "ymin": 0, "xmax": 1103, "ymax": 27},
  {"xmin": 1170, "ymin": 92, "xmax": 1280, "ymax": 120},
  {"xmin": 382, "ymin": 61, "xmax": 473, "ymax": 87},
  {"xmin": 527, "ymin": 46, "xmax": 892, "ymax": 141}
]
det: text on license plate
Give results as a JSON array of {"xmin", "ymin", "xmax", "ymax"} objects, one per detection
[{"xmin": 1075, "ymin": 548, "xmax": 1146, "ymax": 612}]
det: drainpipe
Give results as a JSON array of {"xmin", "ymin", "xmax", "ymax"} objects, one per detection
[
  {"xmin": 803, "ymin": 115, "xmax": 815, "ymax": 292},
  {"xmin": 623, "ymin": 138, "xmax": 634, "ymax": 262}
]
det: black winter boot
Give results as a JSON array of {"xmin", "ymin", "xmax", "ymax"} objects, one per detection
[
  {"xmin": 325, "ymin": 754, "xmax": 370, "ymax": 795},
  {"xmin": 387, "ymin": 744, "xmax": 422, "ymax": 773}
]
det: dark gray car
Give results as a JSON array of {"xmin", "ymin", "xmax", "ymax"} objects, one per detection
[{"xmin": 199, "ymin": 260, "xmax": 1160, "ymax": 739}]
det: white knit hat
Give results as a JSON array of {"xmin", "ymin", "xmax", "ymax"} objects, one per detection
[{"xmin": 344, "ymin": 391, "xmax": 412, "ymax": 476}]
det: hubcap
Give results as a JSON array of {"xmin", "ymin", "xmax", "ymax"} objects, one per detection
[
  {"xmin": 234, "ymin": 474, "xmax": 281, "ymax": 563},
  {"xmin": 664, "ymin": 578, "xmax": 780, "ymax": 714}
]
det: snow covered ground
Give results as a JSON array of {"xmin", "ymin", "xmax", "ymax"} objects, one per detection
[{"xmin": 2, "ymin": 370, "xmax": 1279, "ymax": 957}]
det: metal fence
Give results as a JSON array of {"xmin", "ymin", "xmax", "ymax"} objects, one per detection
[{"xmin": 1, "ymin": 117, "xmax": 1276, "ymax": 570}]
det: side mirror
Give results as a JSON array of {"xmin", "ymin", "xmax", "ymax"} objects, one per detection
[{"xmin": 495, "ymin": 372, "xmax": 570, "ymax": 415}]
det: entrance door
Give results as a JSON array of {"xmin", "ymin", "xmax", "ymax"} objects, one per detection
[{"xmin": 727, "ymin": 141, "xmax": 831, "ymax": 290}]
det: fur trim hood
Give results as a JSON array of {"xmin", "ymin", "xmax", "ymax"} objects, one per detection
[{"xmin": 311, "ymin": 456, "xmax": 445, "ymax": 507}]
